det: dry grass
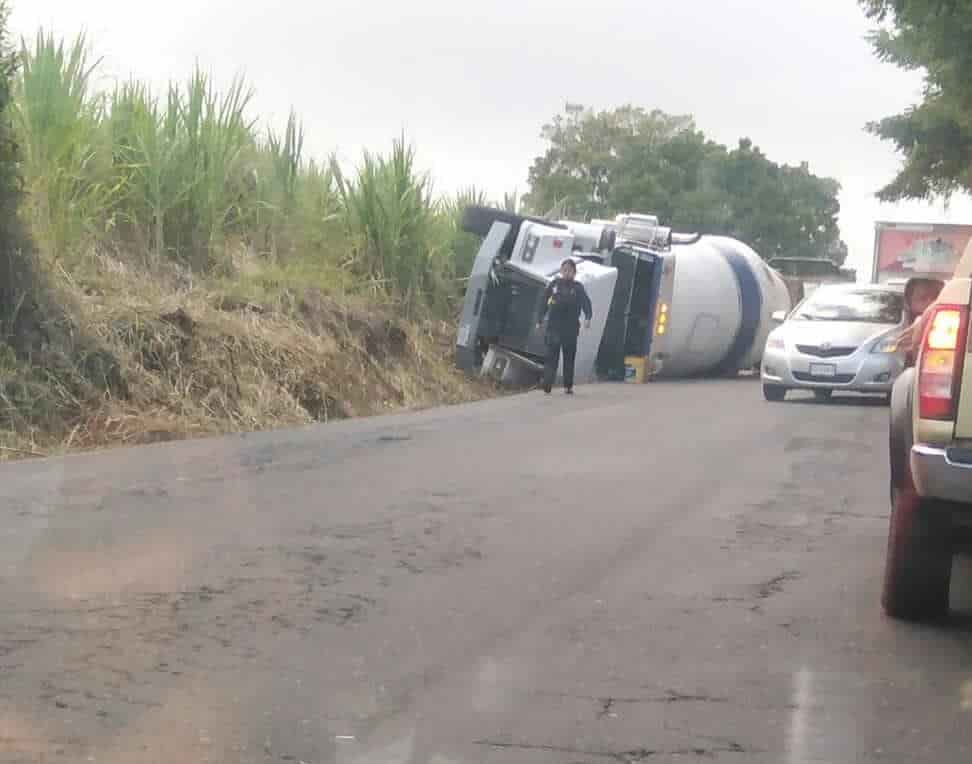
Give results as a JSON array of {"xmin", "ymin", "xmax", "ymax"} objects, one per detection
[{"xmin": 0, "ymin": 250, "xmax": 494, "ymax": 461}]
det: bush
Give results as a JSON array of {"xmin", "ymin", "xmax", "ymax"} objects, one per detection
[
  {"xmin": 13, "ymin": 30, "xmax": 108, "ymax": 260},
  {"xmin": 332, "ymin": 138, "xmax": 454, "ymax": 315}
]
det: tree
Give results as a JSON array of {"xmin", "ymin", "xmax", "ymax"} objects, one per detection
[
  {"xmin": 526, "ymin": 105, "xmax": 847, "ymax": 263},
  {"xmin": 718, "ymin": 141, "xmax": 846, "ymax": 263},
  {"xmin": 524, "ymin": 104, "xmax": 694, "ymax": 219},
  {"xmin": 611, "ymin": 126, "xmax": 726, "ymax": 224},
  {"xmin": 861, "ymin": 0, "xmax": 972, "ymax": 200}
]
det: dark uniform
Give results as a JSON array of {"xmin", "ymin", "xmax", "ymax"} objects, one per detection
[{"xmin": 538, "ymin": 277, "xmax": 593, "ymax": 392}]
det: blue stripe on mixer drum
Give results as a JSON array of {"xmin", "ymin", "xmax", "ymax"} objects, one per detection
[{"xmin": 712, "ymin": 248, "xmax": 763, "ymax": 375}]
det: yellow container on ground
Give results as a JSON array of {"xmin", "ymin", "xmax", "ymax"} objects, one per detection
[{"xmin": 624, "ymin": 355, "xmax": 647, "ymax": 383}]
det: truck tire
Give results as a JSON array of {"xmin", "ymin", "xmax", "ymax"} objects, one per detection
[
  {"xmin": 882, "ymin": 486, "xmax": 952, "ymax": 621},
  {"xmin": 460, "ymin": 206, "xmax": 568, "ymax": 257},
  {"xmin": 881, "ymin": 367, "xmax": 951, "ymax": 620},
  {"xmin": 460, "ymin": 206, "xmax": 525, "ymax": 238},
  {"xmin": 888, "ymin": 369, "xmax": 915, "ymax": 493},
  {"xmin": 763, "ymin": 384, "xmax": 786, "ymax": 402}
]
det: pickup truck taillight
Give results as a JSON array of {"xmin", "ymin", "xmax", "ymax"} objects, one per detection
[{"xmin": 918, "ymin": 305, "xmax": 969, "ymax": 420}]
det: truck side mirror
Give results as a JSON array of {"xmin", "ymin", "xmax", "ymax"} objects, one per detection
[{"xmin": 771, "ymin": 310, "xmax": 787, "ymax": 323}]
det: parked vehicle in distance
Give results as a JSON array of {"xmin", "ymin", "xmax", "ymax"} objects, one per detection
[
  {"xmin": 761, "ymin": 283, "xmax": 907, "ymax": 402},
  {"xmin": 871, "ymin": 220, "xmax": 972, "ymax": 286},
  {"xmin": 766, "ymin": 256, "xmax": 856, "ymax": 299},
  {"xmin": 883, "ymin": 262, "xmax": 972, "ymax": 621}
]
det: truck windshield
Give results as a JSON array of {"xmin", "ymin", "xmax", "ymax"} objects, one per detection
[{"xmin": 794, "ymin": 288, "xmax": 904, "ymax": 324}]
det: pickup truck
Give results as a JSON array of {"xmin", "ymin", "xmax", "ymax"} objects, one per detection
[{"xmin": 883, "ymin": 253, "xmax": 972, "ymax": 621}]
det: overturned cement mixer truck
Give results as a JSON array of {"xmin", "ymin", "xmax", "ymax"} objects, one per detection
[{"xmin": 455, "ymin": 206, "xmax": 794, "ymax": 385}]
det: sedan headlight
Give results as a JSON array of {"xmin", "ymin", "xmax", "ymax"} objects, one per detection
[
  {"xmin": 871, "ymin": 336, "xmax": 899, "ymax": 354},
  {"xmin": 766, "ymin": 334, "xmax": 785, "ymax": 351}
]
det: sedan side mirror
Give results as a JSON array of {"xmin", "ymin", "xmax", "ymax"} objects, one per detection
[{"xmin": 771, "ymin": 310, "xmax": 787, "ymax": 323}]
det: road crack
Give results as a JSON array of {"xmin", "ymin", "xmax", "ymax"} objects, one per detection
[
  {"xmin": 475, "ymin": 740, "xmax": 752, "ymax": 760},
  {"xmin": 658, "ymin": 689, "xmax": 729, "ymax": 703},
  {"xmin": 475, "ymin": 740, "xmax": 613, "ymax": 758},
  {"xmin": 756, "ymin": 570, "xmax": 801, "ymax": 600},
  {"xmin": 537, "ymin": 689, "xmax": 730, "ymax": 708}
]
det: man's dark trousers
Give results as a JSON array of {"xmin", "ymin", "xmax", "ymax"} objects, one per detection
[{"xmin": 543, "ymin": 332, "xmax": 578, "ymax": 391}]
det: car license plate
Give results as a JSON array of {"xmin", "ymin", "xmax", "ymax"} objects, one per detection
[{"xmin": 810, "ymin": 363, "xmax": 837, "ymax": 378}]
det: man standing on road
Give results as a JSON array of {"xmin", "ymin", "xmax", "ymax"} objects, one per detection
[{"xmin": 537, "ymin": 259, "xmax": 593, "ymax": 395}]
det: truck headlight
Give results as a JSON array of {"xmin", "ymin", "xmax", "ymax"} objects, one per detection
[{"xmin": 655, "ymin": 303, "xmax": 669, "ymax": 336}]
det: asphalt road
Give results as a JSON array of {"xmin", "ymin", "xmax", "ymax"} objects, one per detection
[{"xmin": 3, "ymin": 380, "xmax": 972, "ymax": 763}]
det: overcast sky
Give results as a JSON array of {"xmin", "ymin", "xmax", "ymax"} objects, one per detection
[{"xmin": 13, "ymin": 0, "xmax": 972, "ymax": 278}]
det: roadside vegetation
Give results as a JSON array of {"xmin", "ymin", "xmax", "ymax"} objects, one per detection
[
  {"xmin": 3, "ymin": 10, "xmax": 853, "ymax": 458},
  {"xmin": 3, "ymin": 25, "xmax": 499, "ymax": 457}
]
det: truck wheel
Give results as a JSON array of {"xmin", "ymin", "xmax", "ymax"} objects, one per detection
[
  {"xmin": 460, "ymin": 206, "xmax": 525, "ymax": 237},
  {"xmin": 813, "ymin": 389, "xmax": 833, "ymax": 402},
  {"xmin": 763, "ymin": 384, "xmax": 786, "ymax": 402},
  {"xmin": 889, "ymin": 370, "xmax": 914, "ymax": 492},
  {"xmin": 460, "ymin": 206, "xmax": 568, "ymax": 257},
  {"xmin": 882, "ymin": 485, "xmax": 952, "ymax": 621}
]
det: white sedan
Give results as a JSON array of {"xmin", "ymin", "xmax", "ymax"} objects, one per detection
[{"xmin": 761, "ymin": 284, "xmax": 908, "ymax": 402}]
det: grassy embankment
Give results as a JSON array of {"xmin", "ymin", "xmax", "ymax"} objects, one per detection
[{"xmin": 3, "ymin": 30, "xmax": 506, "ymax": 458}]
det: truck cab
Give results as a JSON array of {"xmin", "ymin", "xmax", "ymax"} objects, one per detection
[{"xmin": 882, "ymin": 246, "xmax": 972, "ymax": 620}]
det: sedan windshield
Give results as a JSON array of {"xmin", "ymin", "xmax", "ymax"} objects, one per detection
[{"xmin": 794, "ymin": 289, "xmax": 904, "ymax": 324}]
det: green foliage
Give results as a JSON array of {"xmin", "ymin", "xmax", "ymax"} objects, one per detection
[
  {"xmin": 14, "ymin": 33, "xmax": 261, "ymax": 268},
  {"xmin": 0, "ymin": 2, "xmax": 45, "ymax": 354},
  {"xmin": 332, "ymin": 138, "xmax": 452, "ymax": 314},
  {"xmin": 108, "ymin": 69, "xmax": 258, "ymax": 268},
  {"xmin": 440, "ymin": 186, "xmax": 489, "ymax": 280},
  {"xmin": 525, "ymin": 104, "xmax": 695, "ymax": 220},
  {"xmin": 107, "ymin": 80, "xmax": 176, "ymax": 258},
  {"xmin": 172, "ymin": 71, "xmax": 256, "ymax": 266},
  {"xmin": 12, "ymin": 30, "xmax": 111, "ymax": 258},
  {"xmin": 285, "ymin": 157, "xmax": 344, "ymax": 263},
  {"xmin": 526, "ymin": 104, "xmax": 847, "ymax": 263},
  {"xmin": 13, "ymin": 30, "xmax": 469, "ymax": 314},
  {"xmin": 265, "ymin": 110, "xmax": 303, "ymax": 214},
  {"xmin": 861, "ymin": 0, "xmax": 972, "ymax": 200},
  {"xmin": 718, "ymin": 140, "xmax": 846, "ymax": 263}
]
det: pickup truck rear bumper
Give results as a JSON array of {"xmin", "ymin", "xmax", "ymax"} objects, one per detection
[{"xmin": 911, "ymin": 445, "xmax": 972, "ymax": 504}]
